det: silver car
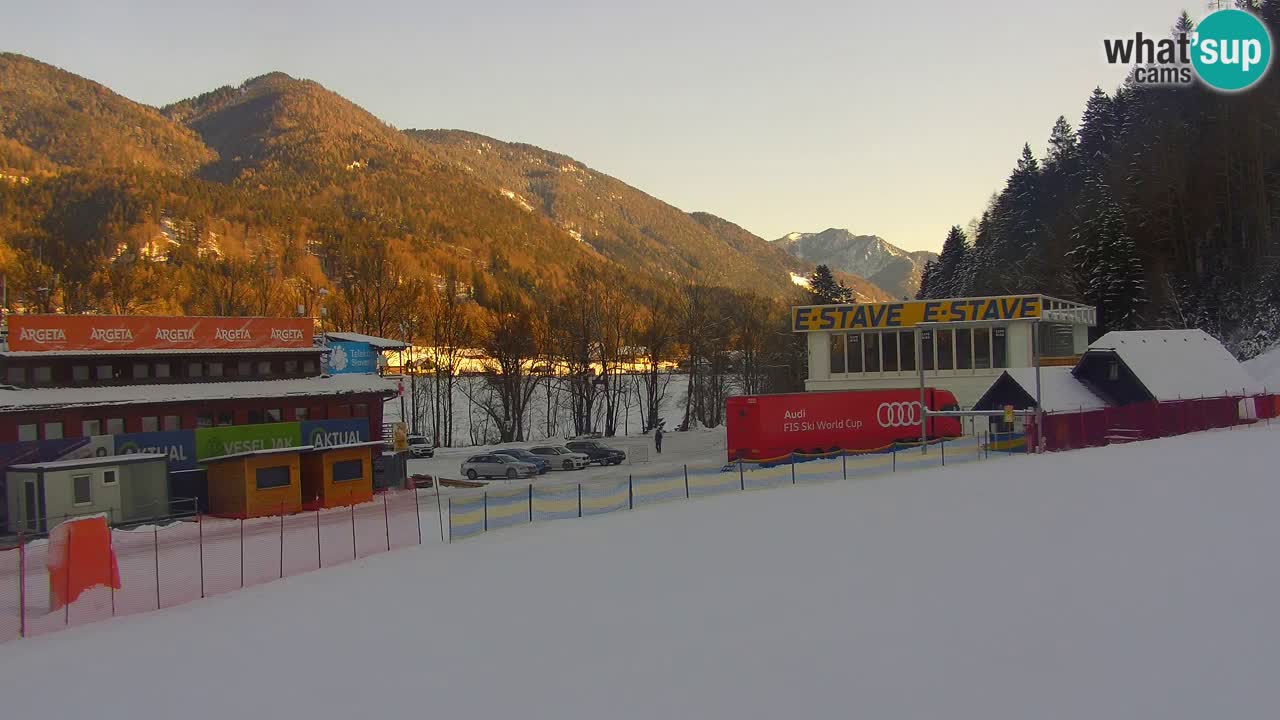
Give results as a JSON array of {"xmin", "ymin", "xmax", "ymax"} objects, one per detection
[
  {"xmin": 461, "ymin": 453, "xmax": 539, "ymax": 481},
  {"xmin": 529, "ymin": 445, "xmax": 590, "ymax": 471}
]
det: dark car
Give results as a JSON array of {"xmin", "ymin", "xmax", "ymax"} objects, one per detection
[
  {"xmin": 565, "ymin": 439, "xmax": 626, "ymax": 466},
  {"xmin": 493, "ymin": 448, "xmax": 550, "ymax": 475}
]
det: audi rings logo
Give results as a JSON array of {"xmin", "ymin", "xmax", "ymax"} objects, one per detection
[{"xmin": 877, "ymin": 401, "xmax": 922, "ymax": 428}]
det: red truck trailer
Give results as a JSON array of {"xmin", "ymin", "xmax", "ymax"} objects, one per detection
[{"xmin": 725, "ymin": 388, "xmax": 963, "ymax": 462}]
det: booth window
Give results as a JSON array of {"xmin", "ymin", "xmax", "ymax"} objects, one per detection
[
  {"xmin": 284, "ymin": 359, "xmax": 299, "ymax": 374},
  {"xmin": 829, "ymin": 334, "xmax": 846, "ymax": 374},
  {"xmin": 96, "ymin": 364, "xmax": 113, "ymax": 380},
  {"xmin": 82, "ymin": 419, "xmax": 102, "ymax": 436},
  {"xmin": 993, "ymin": 328, "xmax": 1007, "ymax": 368},
  {"xmin": 207, "ymin": 362, "xmax": 224, "ymax": 378},
  {"xmin": 303, "ymin": 359, "xmax": 318, "ymax": 374},
  {"xmin": 163, "ymin": 415, "xmax": 181, "ymax": 431},
  {"xmin": 133, "ymin": 363, "xmax": 150, "ymax": 380},
  {"xmin": 898, "ymin": 332, "xmax": 916, "ymax": 372},
  {"xmin": 141, "ymin": 416, "xmax": 160, "ymax": 432},
  {"xmin": 33, "ymin": 366, "xmax": 52, "ymax": 384},
  {"xmin": 332, "ymin": 459, "xmax": 364, "ymax": 483},
  {"xmin": 73, "ymin": 475, "xmax": 93, "ymax": 506},
  {"xmin": 155, "ymin": 362, "xmax": 171, "ymax": 379},
  {"xmin": 956, "ymin": 329, "xmax": 973, "ymax": 370},
  {"xmin": 863, "ymin": 333, "xmax": 880, "ymax": 373},
  {"xmin": 216, "ymin": 411, "xmax": 233, "ymax": 427},
  {"xmin": 196, "ymin": 413, "xmax": 213, "ymax": 429},
  {"xmin": 44, "ymin": 422, "xmax": 63, "ymax": 440},
  {"xmin": 6, "ymin": 367, "xmax": 25, "ymax": 384},
  {"xmin": 921, "ymin": 331, "xmax": 935, "ymax": 371},
  {"xmin": 102, "ymin": 470, "xmax": 117, "ymax": 486},
  {"xmin": 106, "ymin": 418, "xmax": 125, "ymax": 434},
  {"xmin": 73, "ymin": 365, "xmax": 90, "ymax": 382},
  {"xmin": 237, "ymin": 360, "xmax": 252, "ymax": 376},
  {"xmin": 974, "ymin": 328, "xmax": 992, "ymax": 369},
  {"xmin": 936, "ymin": 329, "xmax": 954, "ymax": 370},
  {"xmin": 846, "ymin": 334, "xmax": 863, "ymax": 373},
  {"xmin": 265, "ymin": 408, "xmax": 283, "ymax": 423},
  {"xmin": 255, "ymin": 465, "xmax": 292, "ymax": 490},
  {"xmin": 294, "ymin": 408, "xmax": 309, "ymax": 421},
  {"xmin": 257, "ymin": 360, "xmax": 272, "ymax": 375},
  {"xmin": 18, "ymin": 424, "xmax": 37, "ymax": 442},
  {"xmin": 188, "ymin": 362, "xmax": 203, "ymax": 379},
  {"xmin": 882, "ymin": 331, "xmax": 899, "ymax": 372}
]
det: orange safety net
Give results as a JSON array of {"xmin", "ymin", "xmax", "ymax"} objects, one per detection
[{"xmin": 47, "ymin": 516, "xmax": 121, "ymax": 610}]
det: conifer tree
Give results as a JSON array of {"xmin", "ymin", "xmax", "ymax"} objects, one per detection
[
  {"xmin": 916, "ymin": 260, "xmax": 936, "ymax": 300},
  {"xmin": 1078, "ymin": 88, "xmax": 1117, "ymax": 167},
  {"xmin": 807, "ymin": 264, "xmax": 850, "ymax": 304},
  {"xmin": 1067, "ymin": 175, "xmax": 1146, "ymax": 331}
]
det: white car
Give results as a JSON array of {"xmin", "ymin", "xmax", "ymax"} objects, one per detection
[
  {"xmin": 529, "ymin": 445, "xmax": 590, "ymax": 471},
  {"xmin": 460, "ymin": 454, "xmax": 539, "ymax": 481}
]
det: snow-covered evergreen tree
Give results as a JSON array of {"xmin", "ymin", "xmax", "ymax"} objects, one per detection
[
  {"xmin": 1067, "ymin": 174, "xmax": 1147, "ymax": 330},
  {"xmin": 808, "ymin": 264, "xmax": 850, "ymax": 304},
  {"xmin": 916, "ymin": 260, "xmax": 937, "ymax": 300},
  {"xmin": 932, "ymin": 225, "xmax": 969, "ymax": 297}
]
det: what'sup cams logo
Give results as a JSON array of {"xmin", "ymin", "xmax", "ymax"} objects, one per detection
[{"xmin": 1104, "ymin": 8, "xmax": 1272, "ymax": 92}]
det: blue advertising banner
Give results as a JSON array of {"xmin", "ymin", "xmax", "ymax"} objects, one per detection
[
  {"xmin": 325, "ymin": 341, "xmax": 378, "ymax": 375},
  {"xmin": 302, "ymin": 419, "xmax": 370, "ymax": 448},
  {"xmin": 116, "ymin": 431, "xmax": 198, "ymax": 471}
]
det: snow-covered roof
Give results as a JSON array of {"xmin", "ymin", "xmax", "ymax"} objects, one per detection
[
  {"xmin": 203, "ymin": 446, "xmax": 314, "ymax": 464},
  {"xmin": 325, "ymin": 332, "xmax": 408, "ymax": 351},
  {"xmin": 9, "ymin": 453, "xmax": 168, "ymax": 471},
  {"xmin": 1083, "ymin": 330, "xmax": 1263, "ymax": 401},
  {"xmin": 1244, "ymin": 343, "xmax": 1280, "ymax": 390},
  {"xmin": 983, "ymin": 367, "xmax": 1110, "ymax": 413},
  {"xmin": 0, "ymin": 374, "xmax": 400, "ymax": 412}
]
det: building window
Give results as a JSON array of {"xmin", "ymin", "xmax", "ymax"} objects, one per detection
[
  {"xmin": 196, "ymin": 413, "xmax": 213, "ymax": 429},
  {"xmin": 248, "ymin": 409, "xmax": 264, "ymax": 424},
  {"xmin": 898, "ymin": 332, "xmax": 916, "ymax": 372},
  {"xmin": 255, "ymin": 465, "xmax": 292, "ymax": 490},
  {"xmin": 936, "ymin": 329, "xmax": 954, "ymax": 370},
  {"xmin": 257, "ymin": 360, "xmax": 272, "ymax": 375},
  {"xmin": 1039, "ymin": 322, "xmax": 1076, "ymax": 358},
  {"xmin": 332, "ymin": 459, "xmax": 364, "ymax": 483},
  {"xmin": 18, "ymin": 424, "xmax": 38, "ymax": 442},
  {"xmin": 155, "ymin": 362, "xmax": 171, "ymax": 379},
  {"xmin": 921, "ymin": 330, "xmax": 935, "ymax": 371},
  {"xmin": 96, "ymin": 365, "xmax": 113, "ymax": 380},
  {"xmin": 133, "ymin": 363, "xmax": 150, "ymax": 380},
  {"xmin": 303, "ymin": 359, "xmax": 318, "ymax": 374},
  {"xmin": 882, "ymin": 331, "xmax": 899, "ymax": 372},
  {"xmin": 73, "ymin": 474, "xmax": 93, "ymax": 506},
  {"xmin": 863, "ymin": 333, "xmax": 880, "ymax": 373},
  {"xmin": 73, "ymin": 365, "xmax": 90, "ymax": 382},
  {"xmin": 844, "ymin": 334, "xmax": 862, "ymax": 373},
  {"xmin": 829, "ymin": 334, "xmax": 846, "ymax": 375},
  {"xmin": 1108, "ymin": 361, "xmax": 1120, "ymax": 381},
  {"xmin": 993, "ymin": 328, "xmax": 1007, "ymax": 369},
  {"xmin": 237, "ymin": 360, "xmax": 252, "ymax": 377},
  {"xmin": 102, "ymin": 470, "xmax": 117, "ymax": 486},
  {"xmin": 295, "ymin": 407, "xmax": 309, "ymax": 421},
  {"xmin": 354, "ymin": 403, "xmax": 369, "ymax": 418},
  {"xmin": 44, "ymin": 422, "xmax": 63, "ymax": 440},
  {"xmin": 265, "ymin": 408, "xmax": 283, "ymax": 423},
  {"xmin": 956, "ymin": 329, "xmax": 973, "ymax": 370},
  {"xmin": 33, "ymin": 366, "xmax": 52, "ymax": 384},
  {"xmin": 106, "ymin": 418, "xmax": 125, "ymax": 435},
  {"xmin": 284, "ymin": 359, "xmax": 299, "ymax": 374},
  {"xmin": 82, "ymin": 419, "xmax": 102, "ymax": 436},
  {"xmin": 163, "ymin": 415, "xmax": 181, "ymax": 431},
  {"xmin": 188, "ymin": 362, "xmax": 203, "ymax": 379},
  {"xmin": 141, "ymin": 416, "xmax": 160, "ymax": 432},
  {"xmin": 216, "ymin": 411, "xmax": 234, "ymax": 427},
  {"xmin": 6, "ymin": 367, "xmax": 25, "ymax": 384},
  {"xmin": 974, "ymin": 328, "xmax": 992, "ymax": 369},
  {"xmin": 207, "ymin": 362, "xmax": 224, "ymax": 378}
]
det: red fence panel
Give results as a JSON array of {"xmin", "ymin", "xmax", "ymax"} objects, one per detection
[
  {"xmin": 0, "ymin": 546, "xmax": 19, "ymax": 642},
  {"xmin": 158, "ymin": 522, "xmax": 202, "ymax": 609},
  {"xmin": 241, "ymin": 516, "xmax": 283, "ymax": 587},
  {"xmin": 111, "ymin": 528, "xmax": 159, "ymax": 619}
]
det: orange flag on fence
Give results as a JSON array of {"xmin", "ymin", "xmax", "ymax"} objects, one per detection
[{"xmin": 47, "ymin": 516, "xmax": 121, "ymax": 610}]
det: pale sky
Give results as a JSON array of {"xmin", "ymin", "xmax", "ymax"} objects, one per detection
[{"xmin": 4, "ymin": 0, "xmax": 1198, "ymax": 252}]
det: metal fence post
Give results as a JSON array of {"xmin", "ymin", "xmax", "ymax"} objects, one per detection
[
  {"xmin": 198, "ymin": 512, "xmax": 205, "ymax": 599},
  {"xmin": 18, "ymin": 532, "xmax": 26, "ymax": 638},
  {"xmin": 892, "ymin": 447, "xmax": 897, "ymax": 472},
  {"xmin": 578, "ymin": 484, "xmax": 583, "ymax": 518},
  {"xmin": 350, "ymin": 500, "xmax": 357, "ymax": 560},
  {"xmin": 413, "ymin": 488, "xmax": 423, "ymax": 545},
  {"xmin": 281, "ymin": 506, "xmax": 287, "ymax": 578},
  {"xmin": 941, "ymin": 439, "xmax": 946, "ymax": 466},
  {"xmin": 383, "ymin": 494, "xmax": 391, "ymax": 551},
  {"xmin": 842, "ymin": 452, "xmax": 847, "ymax": 479},
  {"xmin": 684, "ymin": 465, "xmax": 690, "ymax": 499},
  {"xmin": 791, "ymin": 454, "xmax": 796, "ymax": 485},
  {"xmin": 528, "ymin": 484, "xmax": 534, "ymax": 522},
  {"xmin": 316, "ymin": 510, "xmax": 322, "ymax": 568},
  {"xmin": 239, "ymin": 518, "xmax": 244, "ymax": 588},
  {"xmin": 738, "ymin": 460, "xmax": 745, "ymax": 490},
  {"xmin": 153, "ymin": 525, "xmax": 160, "ymax": 611},
  {"xmin": 629, "ymin": 474, "xmax": 634, "ymax": 509},
  {"xmin": 108, "ymin": 525, "xmax": 116, "ymax": 616},
  {"xmin": 435, "ymin": 484, "xmax": 445, "ymax": 543},
  {"xmin": 447, "ymin": 498, "xmax": 452, "ymax": 543},
  {"xmin": 483, "ymin": 492, "xmax": 488, "ymax": 532}
]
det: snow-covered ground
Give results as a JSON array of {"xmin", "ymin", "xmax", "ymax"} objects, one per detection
[
  {"xmin": 1244, "ymin": 342, "xmax": 1280, "ymax": 389},
  {"xmin": 3, "ymin": 424, "xmax": 1278, "ymax": 718}
]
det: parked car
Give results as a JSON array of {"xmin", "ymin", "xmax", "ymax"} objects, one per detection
[
  {"xmin": 529, "ymin": 445, "xmax": 590, "ymax": 471},
  {"xmin": 460, "ymin": 454, "xmax": 539, "ymax": 481},
  {"xmin": 565, "ymin": 440, "xmax": 626, "ymax": 466},
  {"xmin": 407, "ymin": 434, "xmax": 434, "ymax": 458},
  {"xmin": 493, "ymin": 448, "xmax": 550, "ymax": 474}
]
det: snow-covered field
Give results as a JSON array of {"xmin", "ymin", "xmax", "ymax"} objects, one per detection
[
  {"xmin": 1245, "ymin": 342, "xmax": 1280, "ymax": 389},
  {"xmin": 3, "ymin": 423, "xmax": 1278, "ymax": 717}
]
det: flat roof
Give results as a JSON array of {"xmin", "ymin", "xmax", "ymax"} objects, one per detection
[
  {"xmin": 10, "ymin": 453, "xmax": 168, "ymax": 471},
  {"xmin": 0, "ymin": 374, "xmax": 400, "ymax": 412},
  {"xmin": 325, "ymin": 332, "xmax": 408, "ymax": 350},
  {"xmin": 202, "ymin": 445, "xmax": 314, "ymax": 464}
]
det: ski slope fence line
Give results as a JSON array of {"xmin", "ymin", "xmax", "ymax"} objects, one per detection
[
  {"xmin": 0, "ymin": 488, "xmax": 436, "ymax": 645},
  {"xmin": 446, "ymin": 434, "xmax": 1006, "ymax": 541}
]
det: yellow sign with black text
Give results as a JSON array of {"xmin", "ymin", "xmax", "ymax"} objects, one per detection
[{"xmin": 792, "ymin": 295, "xmax": 1042, "ymax": 333}]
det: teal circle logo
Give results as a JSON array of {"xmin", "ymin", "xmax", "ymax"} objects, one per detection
[{"xmin": 1192, "ymin": 9, "xmax": 1272, "ymax": 91}]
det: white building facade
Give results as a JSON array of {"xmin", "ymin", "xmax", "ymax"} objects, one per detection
[{"xmin": 795, "ymin": 295, "xmax": 1096, "ymax": 408}]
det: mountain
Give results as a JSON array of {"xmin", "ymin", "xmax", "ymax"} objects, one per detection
[
  {"xmin": 0, "ymin": 53, "xmax": 215, "ymax": 177},
  {"xmin": 406, "ymin": 130, "xmax": 811, "ymax": 298},
  {"xmin": 775, "ymin": 229, "xmax": 938, "ymax": 300}
]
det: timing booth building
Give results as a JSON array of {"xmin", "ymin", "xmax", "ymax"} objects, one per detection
[{"xmin": 794, "ymin": 295, "xmax": 1097, "ymax": 408}]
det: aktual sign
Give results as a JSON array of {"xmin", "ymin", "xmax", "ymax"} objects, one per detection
[
  {"xmin": 117, "ymin": 431, "xmax": 197, "ymax": 470},
  {"xmin": 792, "ymin": 296, "xmax": 1042, "ymax": 333},
  {"xmin": 324, "ymin": 341, "xmax": 378, "ymax": 375},
  {"xmin": 7, "ymin": 315, "xmax": 314, "ymax": 352},
  {"xmin": 302, "ymin": 419, "xmax": 370, "ymax": 449}
]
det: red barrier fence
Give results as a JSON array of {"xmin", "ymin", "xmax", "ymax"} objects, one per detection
[
  {"xmin": 1033, "ymin": 394, "xmax": 1275, "ymax": 452},
  {"xmin": 0, "ymin": 489, "xmax": 427, "ymax": 643}
]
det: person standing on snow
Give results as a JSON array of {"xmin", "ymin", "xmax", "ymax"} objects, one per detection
[{"xmin": 655, "ymin": 426, "xmax": 664, "ymax": 455}]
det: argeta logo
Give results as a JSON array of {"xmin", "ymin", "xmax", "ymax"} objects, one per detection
[
  {"xmin": 155, "ymin": 327, "xmax": 196, "ymax": 342},
  {"xmin": 215, "ymin": 327, "xmax": 251, "ymax": 342},
  {"xmin": 18, "ymin": 327, "xmax": 66, "ymax": 344},
  {"xmin": 1103, "ymin": 9, "xmax": 1272, "ymax": 92},
  {"xmin": 90, "ymin": 327, "xmax": 134, "ymax": 343},
  {"xmin": 271, "ymin": 328, "xmax": 305, "ymax": 342}
]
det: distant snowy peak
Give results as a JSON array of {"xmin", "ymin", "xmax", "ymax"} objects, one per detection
[{"xmin": 775, "ymin": 228, "xmax": 938, "ymax": 300}]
